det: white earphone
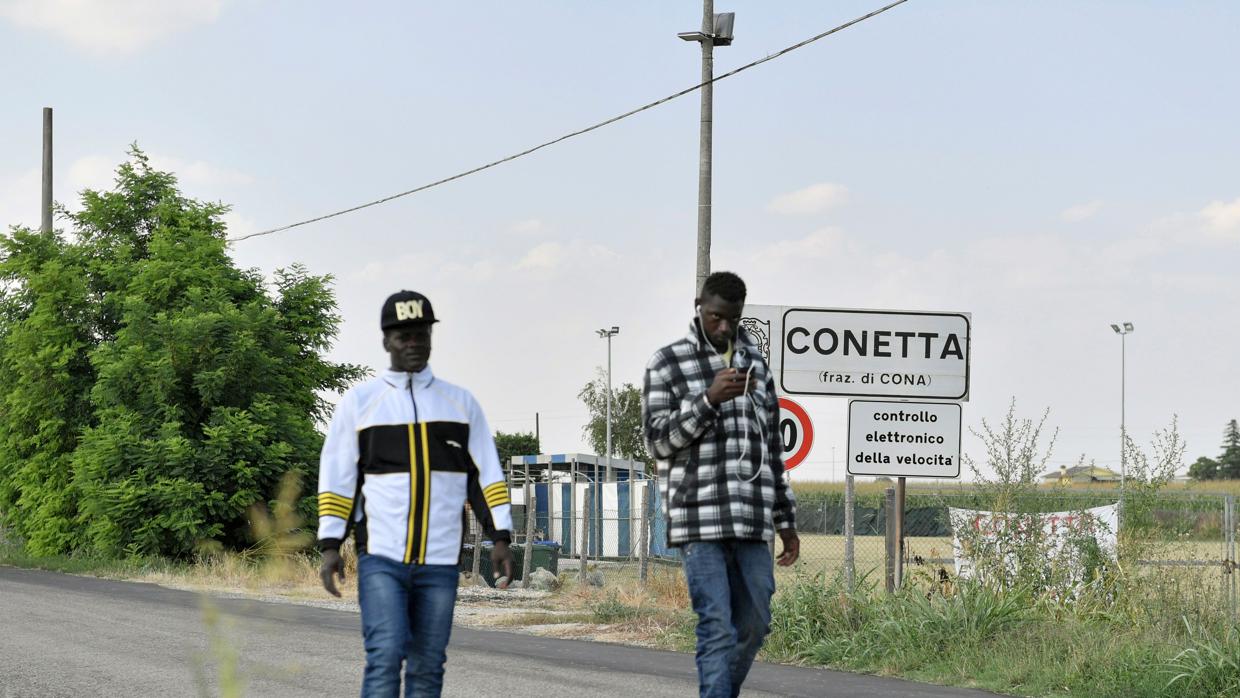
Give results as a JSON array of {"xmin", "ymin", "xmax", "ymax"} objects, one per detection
[{"xmin": 696, "ymin": 311, "xmax": 767, "ymax": 484}]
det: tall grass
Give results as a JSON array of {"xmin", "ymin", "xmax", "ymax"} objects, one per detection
[
  {"xmin": 764, "ymin": 573, "xmax": 1238, "ymax": 697},
  {"xmin": 767, "ymin": 403, "xmax": 1240, "ymax": 697}
]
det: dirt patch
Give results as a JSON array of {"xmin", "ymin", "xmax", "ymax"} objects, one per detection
[{"xmin": 137, "ymin": 565, "xmax": 688, "ymax": 649}]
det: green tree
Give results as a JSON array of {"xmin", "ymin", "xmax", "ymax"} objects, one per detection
[
  {"xmin": 1220, "ymin": 419, "xmax": 1240, "ymax": 479},
  {"xmin": 578, "ymin": 368, "xmax": 649, "ymax": 465},
  {"xmin": 1188, "ymin": 456, "xmax": 1221, "ymax": 481},
  {"xmin": 0, "ymin": 148, "xmax": 364, "ymax": 557},
  {"xmin": 495, "ymin": 430, "xmax": 539, "ymax": 469}
]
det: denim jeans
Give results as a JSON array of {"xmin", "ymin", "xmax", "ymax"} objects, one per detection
[
  {"xmin": 682, "ymin": 540, "xmax": 775, "ymax": 698},
  {"xmin": 357, "ymin": 553, "xmax": 459, "ymax": 698}
]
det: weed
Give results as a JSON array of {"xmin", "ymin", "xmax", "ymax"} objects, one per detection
[{"xmin": 1162, "ymin": 617, "xmax": 1240, "ymax": 697}]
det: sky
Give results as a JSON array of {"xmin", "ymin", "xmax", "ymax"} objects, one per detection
[{"xmin": 2, "ymin": 1, "xmax": 1238, "ymax": 483}]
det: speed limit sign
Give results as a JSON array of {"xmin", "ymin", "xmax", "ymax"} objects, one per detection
[{"xmin": 777, "ymin": 397, "xmax": 814, "ymax": 470}]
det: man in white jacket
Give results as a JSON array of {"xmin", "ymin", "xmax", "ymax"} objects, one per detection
[{"xmin": 317, "ymin": 290, "xmax": 514, "ymax": 697}]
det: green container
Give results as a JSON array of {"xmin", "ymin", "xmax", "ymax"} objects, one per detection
[
  {"xmin": 461, "ymin": 541, "xmax": 561, "ymax": 587},
  {"xmin": 529, "ymin": 541, "xmax": 560, "ymax": 576}
]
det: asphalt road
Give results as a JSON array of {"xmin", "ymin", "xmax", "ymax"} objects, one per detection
[{"xmin": 0, "ymin": 566, "xmax": 994, "ymax": 697}]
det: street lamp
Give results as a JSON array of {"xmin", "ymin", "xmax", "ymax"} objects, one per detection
[
  {"xmin": 680, "ymin": 4, "xmax": 735, "ymax": 292},
  {"xmin": 596, "ymin": 325, "xmax": 620, "ymax": 467},
  {"xmin": 1110, "ymin": 322, "xmax": 1134, "ymax": 491},
  {"xmin": 596, "ymin": 326, "xmax": 620, "ymax": 559}
]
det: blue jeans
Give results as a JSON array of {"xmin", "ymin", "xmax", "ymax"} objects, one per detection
[
  {"xmin": 357, "ymin": 553, "xmax": 459, "ymax": 698},
  {"xmin": 682, "ymin": 541, "xmax": 775, "ymax": 698}
]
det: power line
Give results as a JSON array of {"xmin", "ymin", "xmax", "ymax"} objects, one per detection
[{"xmin": 230, "ymin": 0, "xmax": 910, "ymax": 243}]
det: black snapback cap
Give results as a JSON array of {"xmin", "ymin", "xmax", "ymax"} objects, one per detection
[{"xmin": 381, "ymin": 290, "xmax": 438, "ymax": 330}]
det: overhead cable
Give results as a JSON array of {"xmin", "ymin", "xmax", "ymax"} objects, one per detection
[{"xmin": 231, "ymin": 0, "xmax": 909, "ymax": 242}]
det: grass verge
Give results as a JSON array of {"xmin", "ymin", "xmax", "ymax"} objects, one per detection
[{"xmin": 761, "ymin": 572, "xmax": 1240, "ymax": 698}]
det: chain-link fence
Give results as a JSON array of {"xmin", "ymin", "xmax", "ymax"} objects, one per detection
[
  {"xmin": 792, "ymin": 485, "xmax": 1238, "ymax": 621},
  {"xmin": 472, "ymin": 461, "xmax": 1237, "ymax": 622}
]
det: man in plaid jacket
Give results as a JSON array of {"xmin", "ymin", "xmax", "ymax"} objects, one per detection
[{"xmin": 642, "ymin": 271, "xmax": 799, "ymax": 698}]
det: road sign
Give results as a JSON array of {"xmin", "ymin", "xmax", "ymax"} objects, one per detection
[
  {"xmin": 781, "ymin": 309, "xmax": 970, "ymax": 400},
  {"xmin": 742, "ymin": 306, "xmax": 970, "ymax": 400},
  {"xmin": 847, "ymin": 400, "xmax": 961, "ymax": 478},
  {"xmin": 777, "ymin": 397, "xmax": 813, "ymax": 471}
]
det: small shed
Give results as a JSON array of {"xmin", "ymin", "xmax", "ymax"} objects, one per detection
[{"xmin": 506, "ymin": 453, "xmax": 652, "ymax": 558}]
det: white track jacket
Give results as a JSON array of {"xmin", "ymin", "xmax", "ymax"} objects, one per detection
[{"xmin": 316, "ymin": 367, "xmax": 512, "ymax": 565}]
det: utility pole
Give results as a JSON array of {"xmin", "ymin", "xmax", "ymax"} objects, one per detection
[
  {"xmin": 1110, "ymin": 323, "xmax": 1134, "ymax": 491},
  {"xmin": 606, "ymin": 338, "xmax": 613, "ymax": 470},
  {"xmin": 42, "ymin": 108, "xmax": 53, "ymax": 233},
  {"xmin": 597, "ymin": 327, "xmax": 620, "ymax": 557},
  {"xmin": 681, "ymin": 4, "xmax": 734, "ymax": 293}
]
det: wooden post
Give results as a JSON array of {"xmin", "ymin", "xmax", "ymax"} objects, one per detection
[{"xmin": 522, "ymin": 459, "xmax": 535, "ymax": 585}]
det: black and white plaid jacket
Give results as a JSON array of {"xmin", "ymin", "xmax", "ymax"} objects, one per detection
[{"xmin": 642, "ymin": 319, "xmax": 796, "ymax": 546}]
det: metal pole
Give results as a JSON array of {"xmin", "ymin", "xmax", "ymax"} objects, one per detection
[
  {"xmin": 1227, "ymin": 495, "xmax": 1236, "ymax": 625},
  {"xmin": 639, "ymin": 477, "xmax": 650, "ymax": 585},
  {"xmin": 1120, "ymin": 332, "xmax": 1126, "ymax": 493},
  {"xmin": 895, "ymin": 477, "xmax": 907, "ymax": 588},
  {"xmin": 41, "ymin": 107, "xmax": 53, "ymax": 233},
  {"xmin": 605, "ymin": 335, "xmax": 613, "ymax": 559},
  {"xmin": 695, "ymin": 0, "xmax": 714, "ymax": 293},
  {"xmin": 580, "ymin": 474, "xmax": 590, "ymax": 583},
  {"xmin": 569, "ymin": 460, "xmax": 577, "ymax": 561},
  {"xmin": 606, "ymin": 335, "xmax": 613, "ymax": 468},
  {"xmin": 522, "ymin": 459, "xmax": 534, "ymax": 586},
  {"xmin": 884, "ymin": 487, "xmax": 897, "ymax": 593},
  {"xmin": 844, "ymin": 474, "xmax": 855, "ymax": 592}
]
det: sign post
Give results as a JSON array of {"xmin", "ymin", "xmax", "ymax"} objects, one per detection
[{"xmin": 743, "ymin": 304, "xmax": 970, "ymax": 590}]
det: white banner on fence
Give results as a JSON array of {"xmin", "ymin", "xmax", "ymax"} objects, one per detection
[{"xmin": 948, "ymin": 504, "xmax": 1119, "ymax": 580}]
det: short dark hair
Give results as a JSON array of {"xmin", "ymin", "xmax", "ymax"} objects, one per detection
[{"xmin": 700, "ymin": 271, "xmax": 746, "ymax": 303}]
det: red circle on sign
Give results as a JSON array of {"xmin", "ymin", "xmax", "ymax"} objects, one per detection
[{"xmin": 778, "ymin": 397, "xmax": 814, "ymax": 471}]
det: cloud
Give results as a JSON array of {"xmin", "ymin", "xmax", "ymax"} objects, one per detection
[
  {"xmin": 510, "ymin": 219, "xmax": 544, "ymax": 235},
  {"xmin": 749, "ymin": 228, "xmax": 851, "ymax": 266},
  {"xmin": 1061, "ymin": 200, "xmax": 1103, "ymax": 222},
  {"xmin": 1200, "ymin": 197, "xmax": 1240, "ymax": 237},
  {"xmin": 767, "ymin": 182, "xmax": 848, "ymax": 216},
  {"xmin": 67, "ymin": 155, "xmax": 117, "ymax": 193},
  {"xmin": 0, "ymin": 151, "xmax": 254, "ymax": 232},
  {"xmin": 0, "ymin": 0, "xmax": 224, "ymax": 55},
  {"xmin": 0, "ymin": 155, "xmax": 116, "ymax": 227},
  {"xmin": 515, "ymin": 240, "xmax": 616, "ymax": 272},
  {"xmin": 220, "ymin": 211, "xmax": 258, "ymax": 240},
  {"xmin": 0, "ymin": 167, "xmax": 40, "ymax": 231},
  {"xmin": 149, "ymin": 154, "xmax": 254, "ymax": 190},
  {"xmin": 516, "ymin": 242, "xmax": 563, "ymax": 270}
]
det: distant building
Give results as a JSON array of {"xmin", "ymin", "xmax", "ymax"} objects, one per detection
[{"xmin": 1042, "ymin": 464, "xmax": 1122, "ymax": 484}]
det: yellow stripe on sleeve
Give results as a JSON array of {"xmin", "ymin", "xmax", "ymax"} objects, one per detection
[
  {"xmin": 318, "ymin": 504, "xmax": 353, "ymax": 519},
  {"xmin": 318, "ymin": 492, "xmax": 353, "ymax": 508},
  {"xmin": 483, "ymin": 481, "xmax": 510, "ymax": 507}
]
